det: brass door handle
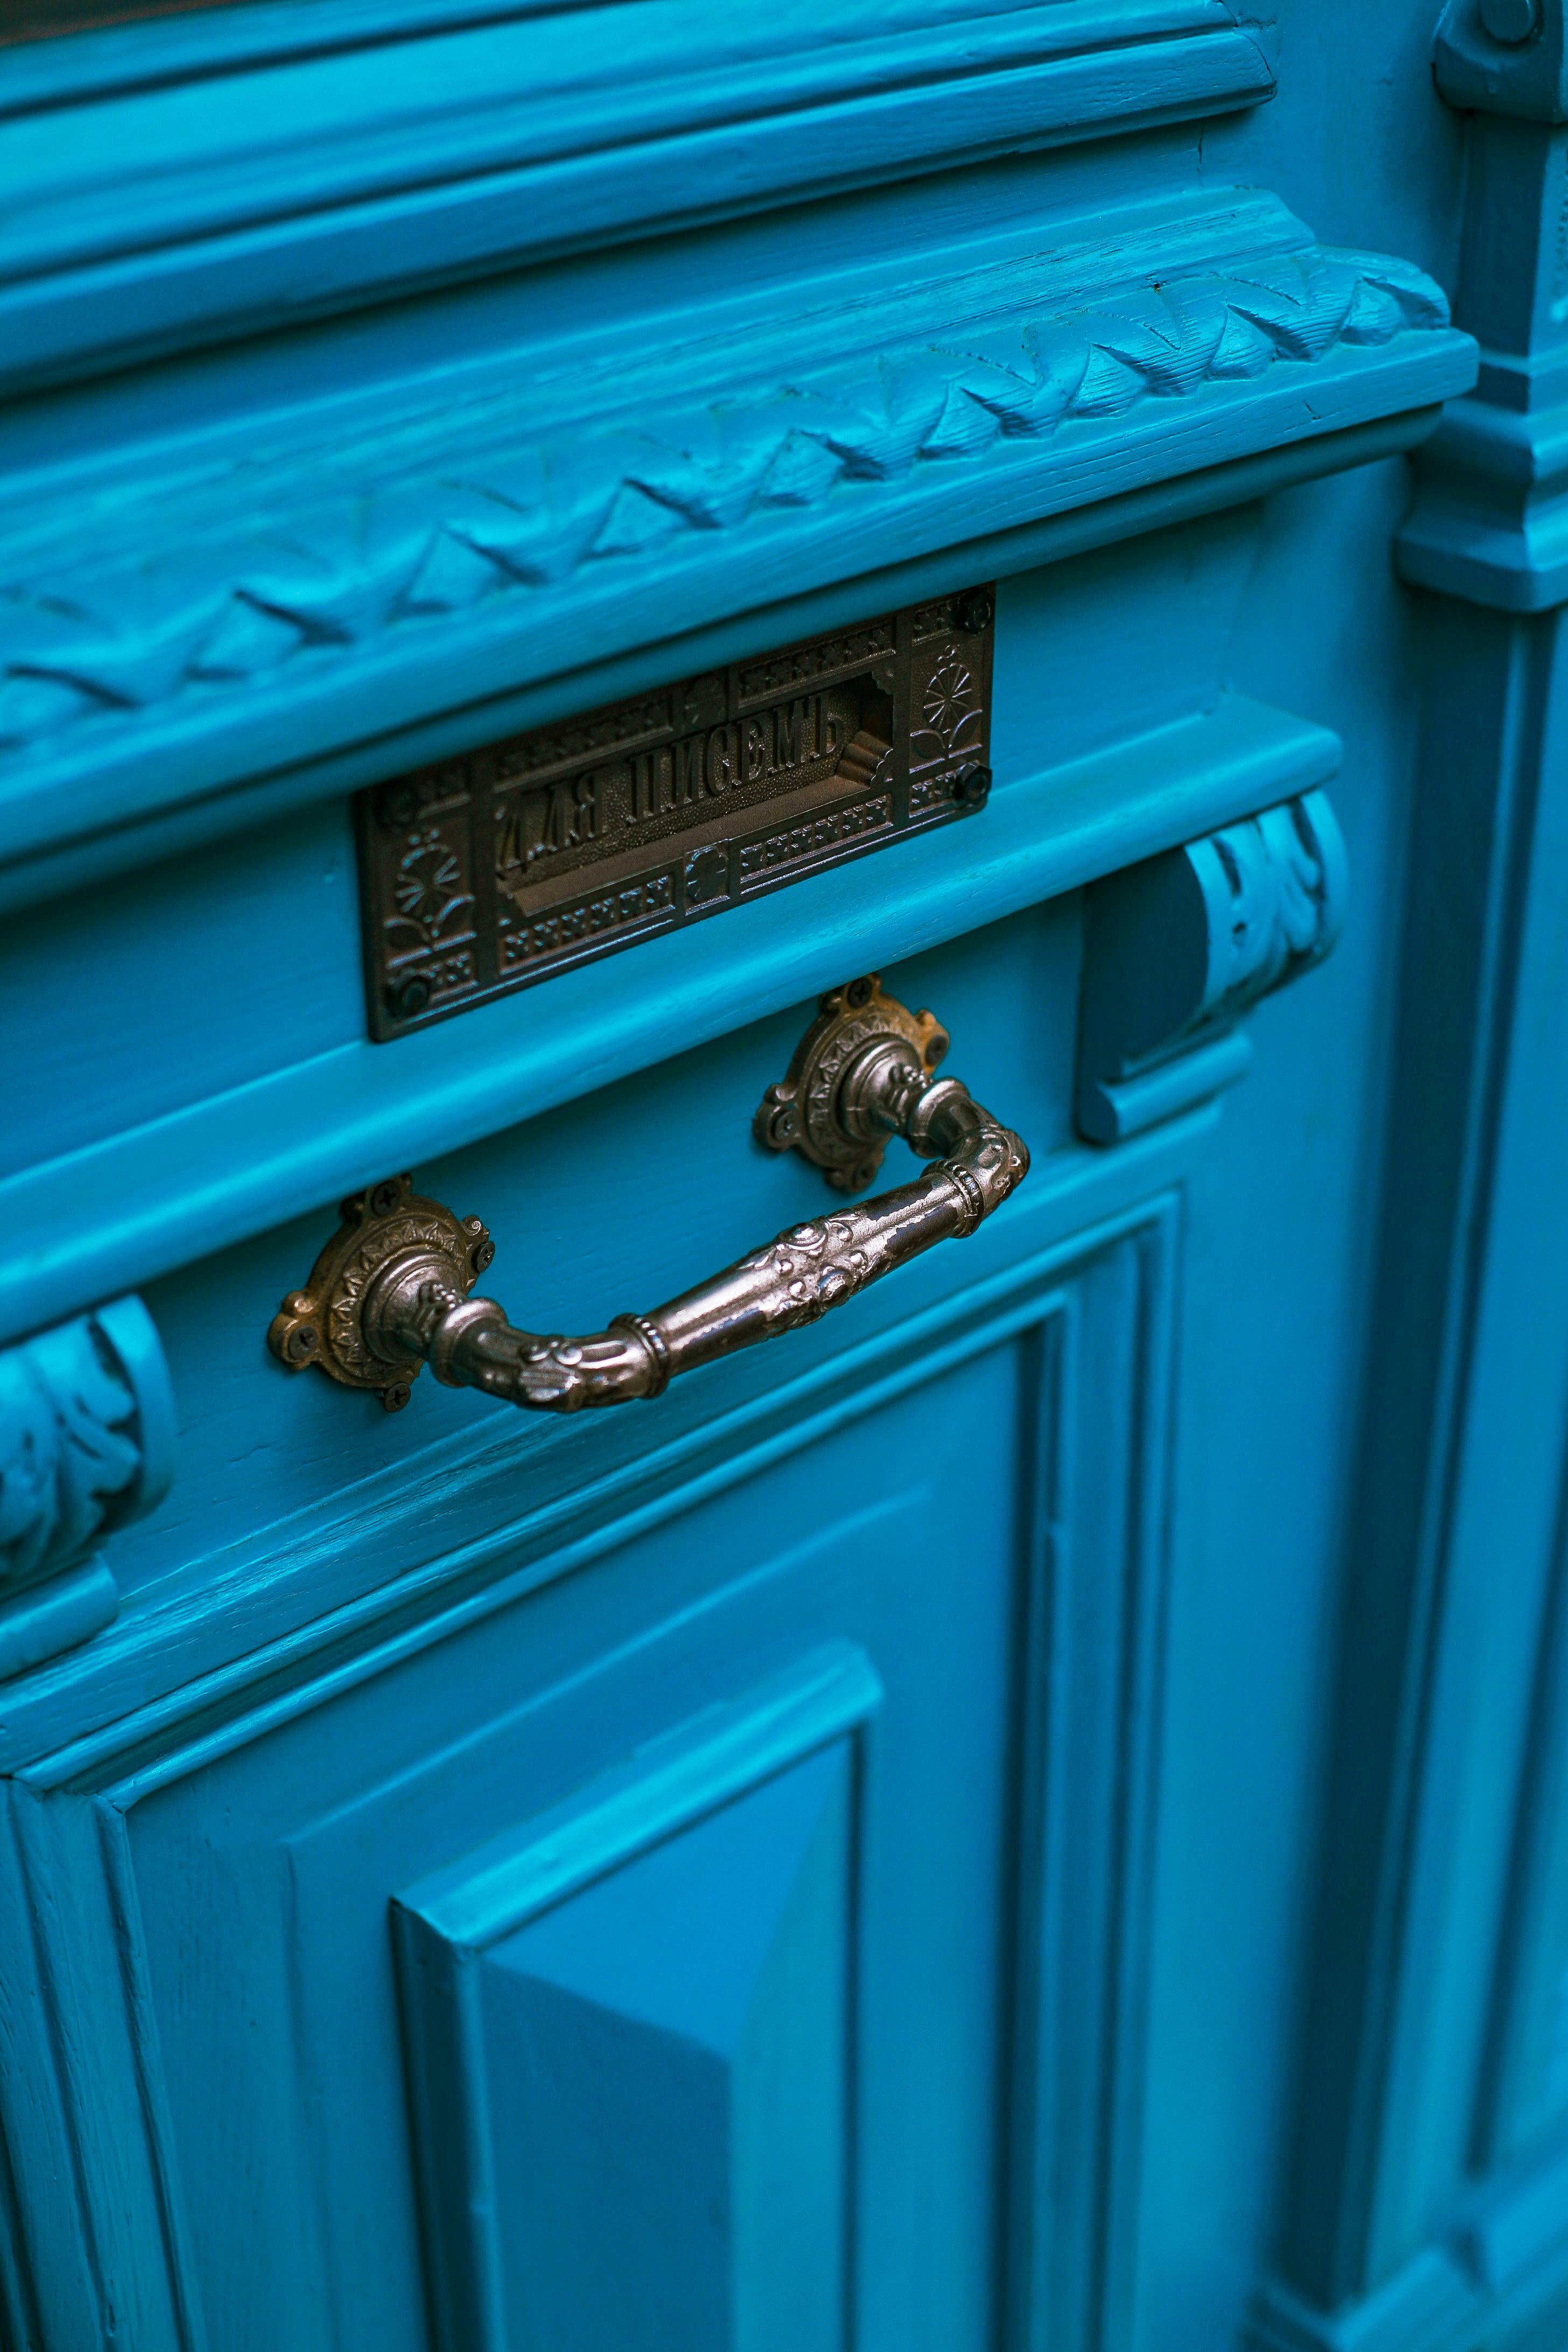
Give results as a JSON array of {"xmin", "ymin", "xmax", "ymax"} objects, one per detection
[{"xmin": 268, "ymin": 978, "xmax": 1029, "ymax": 1415}]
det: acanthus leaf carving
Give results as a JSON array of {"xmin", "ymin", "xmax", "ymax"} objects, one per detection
[
  {"xmin": 1075, "ymin": 790, "xmax": 1348, "ymax": 1145},
  {"xmin": 0, "ymin": 1296, "xmax": 176, "ymax": 1677}
]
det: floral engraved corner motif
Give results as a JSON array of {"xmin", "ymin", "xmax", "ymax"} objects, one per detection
[
  {"xmin": 911, "ymin": 647, "xmax": 984, "ymax": 771},
  {"xmin": 388, "ymin": 825, "xmax": 477, "ymax": 956}
]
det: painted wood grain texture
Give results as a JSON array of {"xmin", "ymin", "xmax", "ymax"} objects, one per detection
[
  {"xmin": 5, "ymin": 3, "xmax": 1568, "ymax": 2351},
  {"xmin": 0, "ymin": 0, "xmax": 1271, "ymax": 391}
]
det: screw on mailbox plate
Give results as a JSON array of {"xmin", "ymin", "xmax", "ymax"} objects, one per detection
[
  {"xmin": 386, "ymin": 972, "xmax": 432, "ymax": 1022},
  {"xmin": 1481, "ymin": 0, "xmax": 1538, "ymax": 39},
  {"xmin": 954, "ymin": 764, "xmax": 993, "ymax": 809},
  {"xmin": 374, "ymin": 780, "xmax": 424, "ymax": 831}
]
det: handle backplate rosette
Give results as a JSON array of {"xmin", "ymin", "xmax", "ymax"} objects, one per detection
[
  {"xmin": 753, "ymin": 974, "xmax": 949, "ymax": 1192},
  {"xmin": 267, "ymin": 1174, "xmax": 494, "ymax": 1411}
]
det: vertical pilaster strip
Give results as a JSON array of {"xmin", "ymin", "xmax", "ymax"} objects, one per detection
[{"xmin": 1256, "ymin": 11, "xmax": 1568, "ymax": 2343}]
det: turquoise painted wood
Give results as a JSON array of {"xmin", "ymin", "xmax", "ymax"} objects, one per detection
[{"xmin": 4, "ymin": 3, "xmax": 1568, "ymax": 2349}]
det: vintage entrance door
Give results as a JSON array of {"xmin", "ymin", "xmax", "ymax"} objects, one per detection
[{"xmin": 2, "ymin": 4, "xmax": 1565, "ymax": 2348}]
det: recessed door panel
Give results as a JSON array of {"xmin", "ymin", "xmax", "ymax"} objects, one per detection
[{"xmin": 72, "ymin": 1217, "xmax": 1173, "ymax": 2352}]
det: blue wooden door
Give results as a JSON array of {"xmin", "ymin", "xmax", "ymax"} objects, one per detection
[{"xmin": 3, "ymin": 4, "xmax": 1567, "ymax": 2350}]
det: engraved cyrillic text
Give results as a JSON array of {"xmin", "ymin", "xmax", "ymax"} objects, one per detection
[{"xmin": 358, "ymin": 592, "xmax": 995, "ymax": 1036}]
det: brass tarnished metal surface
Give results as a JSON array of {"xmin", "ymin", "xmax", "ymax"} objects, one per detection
[
  {"xmin": 267, "ymin": 1175, "xmax": 494, "ymax": 1412},
  {"xmin": 753, "ymin": 974, "xmax": 951, "ymax": 1194},
  {"xmin": 355, "ymin": 590, "xmax": 995, "ymax": 1038},
  {"xmin": 266, "ymin": 981, "xmax": 1028, "ymax": 1416}
]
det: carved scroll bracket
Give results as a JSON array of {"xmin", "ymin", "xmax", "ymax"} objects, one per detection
[
  {"xmin": 1075, "ymin": 791, "xmax": 1347, "ymax": 1145},
  {"xmin": 0, "ymin": 1297, "xmax": 176, "ymax": 1679}
]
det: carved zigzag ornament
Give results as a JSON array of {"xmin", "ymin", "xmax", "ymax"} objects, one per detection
[{"xmin": 0, "ymin": 199, "xmax": 1473, "ymax": 863}]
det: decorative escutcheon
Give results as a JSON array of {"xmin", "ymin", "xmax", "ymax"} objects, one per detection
[
  {"xmin": 269, "ymin": 1176, "xmax": 495, "ymax": 1413},
  {"xmin": 753, "ymin": 973, "xmax": 951, "ymax": 1193},
  {"xmin": 268, "ymin": 979, "xmax": 1028, "ymax": 1416}
]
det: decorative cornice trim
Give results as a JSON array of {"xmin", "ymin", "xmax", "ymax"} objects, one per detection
[
  {"xmin": 0, "ymin": 0, "xmax": 1273, "ymax": 400},
  {"xmin": 0, "ymin": 199, "xmax": 1471, "ymax": 894}
]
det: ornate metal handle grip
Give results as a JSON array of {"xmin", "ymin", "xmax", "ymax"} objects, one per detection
[{"xmin": 268, "ymin": 978, "xmax": 1028, "ymax": 1415}]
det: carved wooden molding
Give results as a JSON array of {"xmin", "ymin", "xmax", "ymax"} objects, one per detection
[
  {"xmin": 1434, "ymin": 0, "xmax": 1568, "ymax": 122},
  {"xmin": 0, "ymin": 0, "xmax": 1274, "ymax": 401},
  {"xmin": 0, "ymin": 196, "xmax": 1469, "ymax": 901},
  {"xmin": 1398, "ymin": 1, "xmax": 1568, "ymax": 608},
  {"xmin": 3, "ymin": 236, "xmax": 1446, "ymax": 749},
  {"xmin": 0, "ymin": 1296, "xmax": 175, "ymax": 1678},
  {"xmin": 1075, "ymin": 789, "xmax": 1347, "ymax": 1143}
]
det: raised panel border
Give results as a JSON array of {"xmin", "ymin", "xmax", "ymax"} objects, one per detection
[{"xmin": 393, "ymin": 1641, "xmax": 881, "ymax": 2352}]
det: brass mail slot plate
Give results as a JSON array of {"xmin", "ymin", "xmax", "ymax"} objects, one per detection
[{"xmin": 356, "ymin": 588, "xmax": 995, "ymax": 1038}]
